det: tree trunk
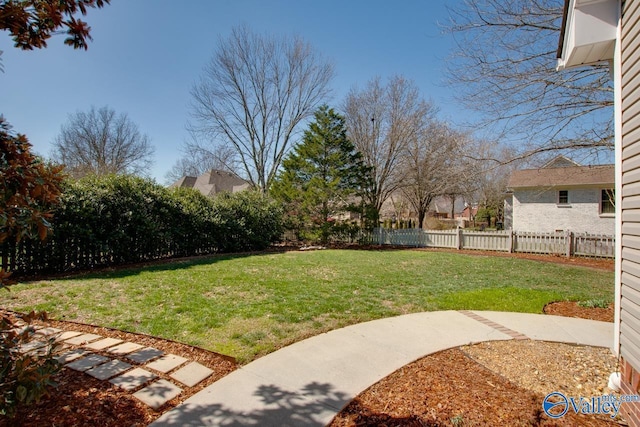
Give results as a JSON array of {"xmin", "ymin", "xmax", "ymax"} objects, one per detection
[{"xmin": 418, "ymin": 209, "xmax": 426, "ymax": 230}]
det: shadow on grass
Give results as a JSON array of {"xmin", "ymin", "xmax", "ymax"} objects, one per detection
[{"xmin": 15, "ymin": 250, "xmax": 279, "ymax": 283}]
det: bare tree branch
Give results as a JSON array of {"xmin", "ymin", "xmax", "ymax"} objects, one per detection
[
  {"xmin": 445, "ymin": 0, "xmax": 613, "ymax": 161},
  {"xmin": 344, "ymin": 76, "xmax": 432, "ymax": 221},
  {"xmin": 52, "ymin": 106, "xmax": 154, "ymax": 178},
  {"xmin": 400, "ymin": 121, "xmax": 468, "ymax": 228},
  {"xmin": 165, "ymin": 133, "xmax": 240, "ymax": 185},
  {"xmin": 189, "ymin": 25, "xmax": 334, "ymax": 193}
]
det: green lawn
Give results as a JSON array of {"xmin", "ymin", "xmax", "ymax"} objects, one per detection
[{"xmin": 0, "ymin": 249, "xmax": 613, "ymax": 363}]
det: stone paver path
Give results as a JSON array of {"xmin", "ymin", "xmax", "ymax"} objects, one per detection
[
  {"xmin": 170, "ymin": 362, "xmax": 214, "ymax": 387},
  {"xmin": 65, "ymin": 333, "xmax": 102, "ymax": 345},
  {"xmin": 146, "ymin": 354, "xmax": 188, "ymax": 373},
  {"xmin": 86, "ymin": 359, "xmax": 133, "ymax": 380},
  {"xmin": 85, "ymin": 337, "xmax": 123, "ymax": 350},
  {"xmin": 55, "ymin": 348, "xmax": 89, "ymax": 364},
  {"xmin": 108, "ymin": 342, "xmax": 144, "ymax": 355},
  {"xmin": 134, "ymin": 379, "xmax": 183, "ymax": 410},
  {"xmin": 127, "ymin": 347, "xmax": 164, "ymax": 363},
  {"xmin": 20, "ymin": 325, "xmax": 217, "ymax": 411},
  {"xmin": 66, "ymin": 354, "xmax": 110, "ymax": 372},
  {"xmin": 54, "ymin": 331, "xmax": 82, "ymax": 342},
  {"xmin": 110, "ymin": 368, "xmax": 158, "ymax": 391}
]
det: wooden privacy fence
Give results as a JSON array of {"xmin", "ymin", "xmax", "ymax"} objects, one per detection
[
  {"xmin": 0, "ymin": 235, "xmax": 221, "ymax": 278},
  {"xmin": 368, "ymin": 228, "xmax": 615, "ymax": 258}
]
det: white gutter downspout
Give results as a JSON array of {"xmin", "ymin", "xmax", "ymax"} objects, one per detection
[{"xmin": 613, "ymin": 0, "xmax": 622, "ymax": 357}]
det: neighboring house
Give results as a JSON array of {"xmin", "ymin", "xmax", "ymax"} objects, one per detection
[
  {"xmin": 505, "ymin": 157, "xmax": 615, "ymax": 234},
  {"xmin": 558, "ymin": 1, "xmax": 640, "ymax": 425},
  {"xmin": 379, "ymin": 193, "xmax": 472, "ymax": 227},
  {"xmin": 456, "ymin": 204, "xmax": 479, "ymax": 222},
  {"xmin": 169, "ymin": 170, "xmax": 251, "ymax": 197},
  {"xmin": 429, "ymin": 195, "xmax": 467, "ymax": 220}
]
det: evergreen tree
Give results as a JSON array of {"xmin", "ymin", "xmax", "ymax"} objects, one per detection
[{"xmin": 272, "ymin": 106, "xmax": 370, "ymax": 243}]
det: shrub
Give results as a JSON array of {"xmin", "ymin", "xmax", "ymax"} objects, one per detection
[
  {"xmin": 1, "ymin": 121, "xmax": 64, "ymax": 418},
  {"xmin": 212, "ymin": 191, "xmax": 284, "ymax": 252},
  {"xmin": 0, "ymin": 312, "xmax": 61, "ymax": 418},
  {"xmin": 169, "ymin": 187, "xmax": 220, "ymax": 256},
  {"xmin": 1, "ymin": 176, "xmax": 285, "ymax": 276},
  {"xmin": 47, "ymin": 174, "xmax": 183, "ymax": 267},
  {"xmin": 331, "ymin": 221, "xmax": 362, "ymax": 243},
  {"xmin": 476, "ymin": 207, "xmax": 495, "ymax": 227}
]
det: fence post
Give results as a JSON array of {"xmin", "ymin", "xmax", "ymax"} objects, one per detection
[
  {"xmin": 565, "ymin": 230, "xmax": 573, "ymax": 258},
  {"xmin": 508, "ymin": 229, "xmax": 514, "ymax": 253},
  {"xmin": 457, "ymin": 227, "xmax": 463, "ymax": 250}
]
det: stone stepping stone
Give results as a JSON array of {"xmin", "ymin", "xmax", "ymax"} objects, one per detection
[
  {"xmin": 34, "ymin": 326, "xmax": 62, "ymax": 337},
  {"xmin": 56, "ymin": 348, "xmax": 89, "ymax": 364},
  {"xmin": 145, "ymin": 354, "xmax": 188, "ymax": 373},
  {"xmin": 133, "ymin": 379, "xmax": 182, "ymax": 410},
  {"xmin": 126, "ymin": 347, "xmax": 164, "ymax": 364},
  {"xmin": 170, "ymin": 362, "xmax": 213, "ymax": 387},
  {"xmin": 84, "ymin": 337, "xmax": 123, "ymax": 350},
  {"xmin": 108, "ymin": 342, "xmax": 144, "ymax": 355},
  {"xmin": 86, "ymin": 360, "xmax": 132, "ymax": 380},
  {"xmin": 54, "ymin": 331, "xmax": 83, "ymax": 342},
  {"xmin": 110, "ymin": 367, "xmax": 157, "ymax": 391},
  {"xmin": 64, "ymin": 333, "xmax": 102, "ymax": 345},
  {"xmin": 65, "ymin": 354, "xmax": 110, "ymax": 372},
  {"xmin": 18, "ymin": 340, "xmax": 47, "ymax": 354}
]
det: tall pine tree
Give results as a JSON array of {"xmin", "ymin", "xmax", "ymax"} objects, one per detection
[{"xmin": 272, "ymin": 106, "xmax": 370, "ymax": 243}]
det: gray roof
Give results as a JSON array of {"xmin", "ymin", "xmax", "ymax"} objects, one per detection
[
  {"xmin": 508, "ymin": 164, "xmax": 614, "ymax": 189},
  {"xmin": 170, "ymin": 176, "xmax": 197, "ymax": 189},
  {"xmin": 170, "ymin": 170, "xmax": 251, "ymax": 197}
]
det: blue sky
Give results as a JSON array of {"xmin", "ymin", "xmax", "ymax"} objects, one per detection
[{"xmin": 1, "ymin": 0, "xmax": 460, "ymax": 183}]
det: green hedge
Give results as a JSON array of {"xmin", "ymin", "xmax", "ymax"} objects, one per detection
[{"xmin": 0, "ymin": 175, "xmax": 283, "ymax": 276}]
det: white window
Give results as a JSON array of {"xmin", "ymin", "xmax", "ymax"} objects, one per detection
[
  {"xmin": 558, "ymin": 190, "xmax": 569, "ymax": 204},
  {"xmin": 600, "ymin": 189, "xmax": 615, "ymax": 215}
]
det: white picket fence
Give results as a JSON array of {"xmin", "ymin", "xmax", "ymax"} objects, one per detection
[{"xmin": 368, "ymin": 228, "xmax": 615, "ymax": 258}]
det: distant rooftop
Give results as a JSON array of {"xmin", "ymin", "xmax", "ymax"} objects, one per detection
[
  {"xmin": 508, "ymin": 159, "xmax": 614, "ymax": 189},
  {"xmin": 169, "ymin": 170, "xmax": 251, "ymax": 197}
]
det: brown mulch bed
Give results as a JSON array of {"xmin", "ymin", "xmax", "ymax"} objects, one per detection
[
  {"xmin": 330, "ymin": 301, "xmax": 622, "ymax": 426},
  {"xmin": 544, "ymin": 301, "xmax": 614, "ymax": 323},
  {"xmin": 330, "ymin": 344, "xmax": 621, "ymax": 427}
]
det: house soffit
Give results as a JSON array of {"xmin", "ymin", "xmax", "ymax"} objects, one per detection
[{"xmin": 556, "ymin": 0, "xmax": 618, "ymax": 70}]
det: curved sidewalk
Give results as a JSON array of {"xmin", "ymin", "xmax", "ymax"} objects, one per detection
[{"xmin": 151, "ymin": 310, "xmax": 613, "ymax": 427}]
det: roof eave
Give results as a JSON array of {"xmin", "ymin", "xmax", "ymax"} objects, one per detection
[{"xmin": 556, "ymin": 0, "xmax": 618, "ymax": 71}]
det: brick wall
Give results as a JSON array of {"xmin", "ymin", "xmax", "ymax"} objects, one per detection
[
  {"xmin": 621, "ymin": 358, "xmax": 640, "ymax": 426},
  {"xmin": 511, "ymin": 188, "xmax": 614, "ymax": 234}
]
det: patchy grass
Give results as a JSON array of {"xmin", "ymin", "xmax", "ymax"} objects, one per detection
[
  {"xmin": 577, "ymin": 298, "xmax": 611, "ymax": 309},
  {"xmin": 0, "ymin": 250, "xmax": 613, "ymax": 363}
]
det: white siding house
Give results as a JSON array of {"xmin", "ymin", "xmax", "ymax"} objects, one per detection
[
  {"xmin": 558, "ymin": 0, "xmax": 640, "ymax": 425},
  {"xmin": 506, "ymin": 162, "xmax": 615, "ymax": 234}
]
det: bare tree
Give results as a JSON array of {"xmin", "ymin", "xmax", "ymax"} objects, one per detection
[
  {"xmin": 189, "ymin": 25, "xmax": 334, "ymax": 193},
  {"xmin": 52, "ymin": 106, "xmax": 154, "ymax": 178},
  {"xmin": 467, "ymin": 142, "xmax": 524, "ymax": 223},
  {"xmin": 445, "ymin": 0, "xmax": 613, "ymax": 161},
  {"xmin": 478, "ymin": 146, "xmax": 517, "ymax": 203},
  {"xmin": 165, "ymin": 134, "xmax": 239, "ymax": 184},
  {"xmin": 344, "ymin": 76, "xmax": 432, "ymax": 223},
  {"xmin": 401, "ymin": 121, "xmax": 467, "ymax": 229}
]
